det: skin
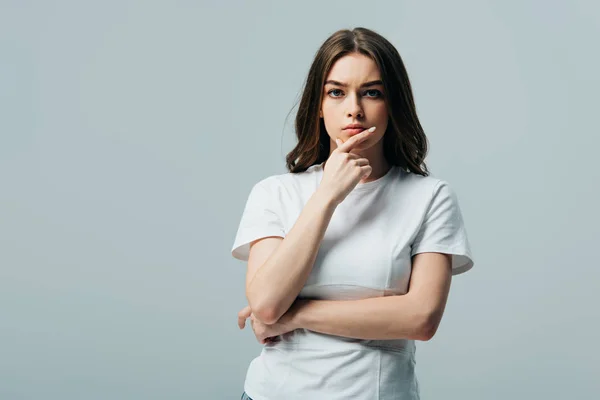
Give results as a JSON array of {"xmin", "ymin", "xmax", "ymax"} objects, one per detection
[
  {"xmin": 237, "ymin": 53, "xmax": 453, "ymax": 344},
  {"xmin": 320, "ymin": 52, "xmax": 391, "ymax": 183}
]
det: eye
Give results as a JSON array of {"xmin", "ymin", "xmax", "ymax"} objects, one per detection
[
  {"xmin": 364, "ymin": 89, "xmax": 383, "ymax": 98},
  {"xmin": 326, "ymin": 88, "xmax": 383, "ymax": 99}
]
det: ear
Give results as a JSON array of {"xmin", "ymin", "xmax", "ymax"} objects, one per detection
[{"xmin": 319, "ymin": 110, "xmax": 323, "ymax": 118}]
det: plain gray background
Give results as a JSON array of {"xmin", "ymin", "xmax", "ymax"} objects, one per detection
[{"xmin": 1, "ymin": 0, "xmax": 599, "ymax": 399}]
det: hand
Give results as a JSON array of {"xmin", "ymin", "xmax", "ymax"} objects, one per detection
[
  {"xmin": 238, "ymin": 304, "xmax": 299, "ymax": 345},
  {"xmin": 318, "ymin": 126, "xmax": 376, "ymax": 205}
]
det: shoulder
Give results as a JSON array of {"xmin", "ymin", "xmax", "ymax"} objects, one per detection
[
  {"xmin": 391, "ymin": 170, "xmax": 466, "ymax": 217},
  {"xmin": 397, "ymin": 169, "xmax": 453, "ymax": 199},
  {"xmin": 252, "ymin": 163, "xmax": 323, "ymax": 195}
]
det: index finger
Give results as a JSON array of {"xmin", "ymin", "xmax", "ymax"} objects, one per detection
[{"xmin": 337, "ymin": 126, "xmax": 376, "ymax": 153}]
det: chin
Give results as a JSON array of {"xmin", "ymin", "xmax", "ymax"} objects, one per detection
[{"xmin": 343, "ymin": 133, "xmax": 363, "ymax": 141}]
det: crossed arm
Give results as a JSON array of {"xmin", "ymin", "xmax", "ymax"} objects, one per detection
[{"xmin": 240, "ymin": 251, "xmax": 452, "ymax": 342}]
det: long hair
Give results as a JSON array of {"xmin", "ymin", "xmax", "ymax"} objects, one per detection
[{"xmin": 285, "ymin": 27, "xmax": 429, "ymax": 176}]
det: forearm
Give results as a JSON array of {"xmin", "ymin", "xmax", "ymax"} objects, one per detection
[
  {"xmin": 289, "ymin": 294, "xmax": 433, "ymax": 341},
  {"xmin": 248, "ymin": 189, "xmax": 337, "ymax": 324}
]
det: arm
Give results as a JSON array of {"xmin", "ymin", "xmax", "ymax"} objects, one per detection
[
  {"xmin": 286, "ymin": 252, "xmax": 453, "ymax": 341},
  {"xmin": 246, "ymin": 188, "xmax": 337, "ymax": 324}
]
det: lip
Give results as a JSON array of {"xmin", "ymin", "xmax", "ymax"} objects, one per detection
[
  {"xmin": 344, "ymin": 128, "xmax": 365, "ymax": 136},
  {"xmin": 343, "ymin": 123, "xmax": 366, "ymax": 130}
]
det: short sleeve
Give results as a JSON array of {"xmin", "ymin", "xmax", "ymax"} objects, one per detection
[
  {"xmin": 411, "ymin": 180, "xmax": 475, "ymax": 275},
  {"xmin": 231, "ymin": 179, "xmax": 286, "ymax": 262}
]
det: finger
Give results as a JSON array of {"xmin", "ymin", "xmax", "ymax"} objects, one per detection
[
  {"xmin": 337, "ymin": 126, "xmax": 376, "ymax": 153},
  {"xmin": 361, "ymin": 165, "xmax": 373, "ymax": 178},
  {"xmin": 353, "ymin": 158, "xmax": 370, "ymax": 166},
  {"xmin": 238, "ymin": 305, "xmax": 251, "ymax": 319},
  {"xmin": 237, "ymin": 305, "xmax": 251, "ymax": 329},
  {"xmin": 335, "ymin": 138, "xmax": 367, "ymax": 154}
]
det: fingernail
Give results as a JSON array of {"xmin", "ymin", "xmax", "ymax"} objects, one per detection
[{"xmin": 368, "ymin": 126, "xmax": 376, "ymax": 132}]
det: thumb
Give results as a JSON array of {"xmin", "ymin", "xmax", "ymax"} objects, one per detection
[
  {"xmin": 237, "ymin": 305, "xmax": 252, "ymax": 329},
  {"xmin": 238, "ymin": 305, "xmax": 251, "ymax": 318}
]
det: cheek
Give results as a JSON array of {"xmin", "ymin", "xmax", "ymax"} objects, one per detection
[
  {"xmin": 368, "ymin": 103, "xmax": 388, "ymax": 120},
  {"xmin": 321, "ymin": 102, "xmax": 336, "ymax": 117},
  {"xmin": 321, "ymin": 107, "xmax": 338, "ymax": 128}
]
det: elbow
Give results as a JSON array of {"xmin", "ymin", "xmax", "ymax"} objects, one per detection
[
  {"xmin": 252, "ymin": 306, "xmax": 280, "ymax": 325},
  {"xmin": 416, "ymin": 312, "xmax": 441, "ymax": 341},
  {"xmin": 418, "ymin": 323, "xmax": 437, "ymax": 341},
  {"xmin": 246, "ymin": 291, "xmax": 281, "ymax": 325}
]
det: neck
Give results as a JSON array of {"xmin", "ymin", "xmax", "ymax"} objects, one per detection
[{"xmin": 359, "ymin": 155, "xmax": 390, "ymax": 183}]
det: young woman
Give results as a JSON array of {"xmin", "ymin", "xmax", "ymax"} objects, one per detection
[{"xmin": 232, "ymin": 27, "xmax": 474, "ymax": 400}]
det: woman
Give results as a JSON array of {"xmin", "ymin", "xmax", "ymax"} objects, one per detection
[{"xmin": 232, "ymin": 27, "xmax": 474, "ymax": 400}]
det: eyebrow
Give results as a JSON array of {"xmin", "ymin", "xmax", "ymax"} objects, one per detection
[{"xmin": 324, "ymin": 79, "xmax": 384, "ymax": 88}]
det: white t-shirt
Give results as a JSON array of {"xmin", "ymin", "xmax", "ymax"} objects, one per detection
[{"xmin": 231, "ymin": 161, "xmax": 474, "ymax": 400}]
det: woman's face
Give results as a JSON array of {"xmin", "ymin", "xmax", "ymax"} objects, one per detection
[{"xmin": 320, "ymin": 52, "xmax": 388, "ymax": 152}]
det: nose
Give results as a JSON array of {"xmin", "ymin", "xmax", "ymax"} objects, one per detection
[{"xmin": 345, "ymin": 93, "xmax": 364, "ymax": 119}]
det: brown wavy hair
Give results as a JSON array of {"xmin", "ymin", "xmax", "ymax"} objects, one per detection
[{"xmin": 285, "ymin": 27, "xmax": 429, "ymax": 176}]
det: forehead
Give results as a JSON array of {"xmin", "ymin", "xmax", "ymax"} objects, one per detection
[{"xmin": 325, "ymin": 53, "xmax": 381, "ymax": 82}]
